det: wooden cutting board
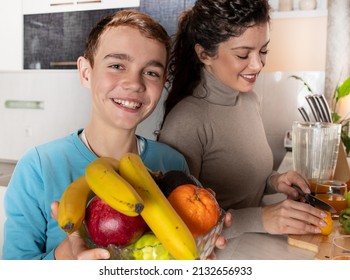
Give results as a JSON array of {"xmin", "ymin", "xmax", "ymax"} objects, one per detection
[{"xmin": 288, "ymin": 220, "xmax": 345, "ymax": 260}]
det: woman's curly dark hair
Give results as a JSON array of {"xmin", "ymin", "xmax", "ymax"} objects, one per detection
[{"xmin": 161, "ymin": 0, "xmax": 271, "ymax": 124}]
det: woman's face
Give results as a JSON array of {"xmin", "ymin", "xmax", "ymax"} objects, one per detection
[{"xmin": 200, "ymin": 23, "xmax": 270, "ymax": 93}]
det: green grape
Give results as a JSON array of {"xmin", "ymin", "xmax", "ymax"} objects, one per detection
[{"xmin": 128, "ymin": 232, "xmax": 172, "ymax": 260}]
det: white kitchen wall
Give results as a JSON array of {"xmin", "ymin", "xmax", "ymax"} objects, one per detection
[{"xmin": 256, "ymin": 71, "xmax": 325, "ymax": 169}]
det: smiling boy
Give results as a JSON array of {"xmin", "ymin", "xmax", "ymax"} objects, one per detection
[{"xmin": 3, "ymin": 10, "xmax": 189, "ymax": 260}]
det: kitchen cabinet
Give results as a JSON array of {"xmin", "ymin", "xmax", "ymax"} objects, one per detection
[
  {"xmin": 139, "ymin": 0, "xmax": 185, "ymax": 36},
  {"xmin": 23, "ymin": 0, "xmax": 195, "ymax": 69},
  {"xmin": 22, "ymin": 0, "xmax": 140, "ymax": 15},
  {"xmin": 139, "ymin": 0, "xmax": 196, "ymax": 36},
  {"xmin": 22, "ymin": 1, "xmax": 141, "ymax": 69},
  {"xmin": 0, "ymin": 0, "xmax": 22, "ymax": 70},
  {"xmin": 23, "ymin": 8, "xmax": 129, "ymax": 69}
]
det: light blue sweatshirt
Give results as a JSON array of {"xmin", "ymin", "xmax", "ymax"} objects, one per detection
[{"xmin": 3, "ymin": 129, "xmax": 188, "ymax": 260}]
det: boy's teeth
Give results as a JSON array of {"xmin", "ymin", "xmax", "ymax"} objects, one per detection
[{"xmin": 113, "ymin": 99, "xmax": 141, "ymax": 109}]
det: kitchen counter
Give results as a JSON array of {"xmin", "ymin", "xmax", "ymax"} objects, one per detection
[
  {"xmin": 216, "ymin": 232, "xmax": 315, "ymax": 260},
  {"xmin": 0, "ymin": 159, "xmax": 16, "ymax": 187},
  {"xmin": 215, "ymin": 151, "xmax": 317, "ymax": 260},
  {"xmin": 216, "ymin": 192, "xmax": 316, "ymax": 260}
]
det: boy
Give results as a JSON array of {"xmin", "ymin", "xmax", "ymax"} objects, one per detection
[{"xmin": 3, "ymin": 10, "xmax": 189, "ymax": 260}]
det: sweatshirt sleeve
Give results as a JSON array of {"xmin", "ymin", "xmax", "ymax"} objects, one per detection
[{"xmin": 3, "ymin": 149, "xmax": 56, "ymax": 260}]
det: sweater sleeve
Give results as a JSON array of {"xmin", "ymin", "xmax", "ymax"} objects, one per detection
[
  {"xmin": 264, "ymin": 171, "xmax": 279, "ymax": 194},
  {"xmin": 224, "ymin": 207, "xmax": 266, "ymax": 239}
]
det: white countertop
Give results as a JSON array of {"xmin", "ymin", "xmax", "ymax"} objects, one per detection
[
  {"xmin": 216, "ymin": 232, "xmax": 315, "ymax": 260},
  {"xmin": 215, "ymin": 151, "xmax": 316, "ymax": 260},
  {"xmin": 276, "ymin": 152, "xmax": 294, "ymax": 173},
  {"xmin": 0, "ymin": 160, "xmax": 17, "ymax": 187}
]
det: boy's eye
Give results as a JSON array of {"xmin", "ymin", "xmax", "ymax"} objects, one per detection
[
  {"xmin": 144, "ymin": 70, "xmax": 161, "ymax": 78},
  {"xmin": 110, "ymin": 64, "xmax": 124, "ymax": 70},
  {"xmin": 237, "ymin": 55, "xmax": 249, "ymax": 59},
  {"xmin": 260, "ymin": 50, "xmax": 269, "ymax": 55}
]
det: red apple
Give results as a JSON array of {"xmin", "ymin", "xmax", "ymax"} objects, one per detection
[{"xmin": 84, "ymin": 196, "xmax": 147, "ymax": 247}]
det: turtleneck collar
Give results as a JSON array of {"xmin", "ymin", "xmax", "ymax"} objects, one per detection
[{"xmin": 193, "ymin": 68, "xmax": 240, "ymax": 106}]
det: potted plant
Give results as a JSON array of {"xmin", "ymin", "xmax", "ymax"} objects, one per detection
[{"xmin": 290, "ymin": 75, "xmax": 350, "ymax": 154}]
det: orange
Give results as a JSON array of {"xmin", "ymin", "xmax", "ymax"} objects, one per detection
[
  {"xmin": 319, "ymin": 210, "xmax": 333, "ymax": 236},
  {"xmin": 167, "ymin": 184, "xmax": 221, "ymax": 237}
]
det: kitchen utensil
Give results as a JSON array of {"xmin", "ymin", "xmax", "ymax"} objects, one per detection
[
  {"xmin": 309, "ymin": 95, "xmax": 324, "ymax": 122},
  {"xmin": 292, "ymin": 121, "xmax": 341, "ymax": 182},
  {"xmin": 316, "ymin": 94, "xmax": 332, "ymax": 123},
  {"xmin": 291, "ymin": 184, "xmax": 337, "ymax": 213},
  {"xmin": 305, "ymin": 95, "xmax": 319, "ymax": 121},
  {"xmin": 298, "ymin": 107, "xmax": 310, "ymax": 122},
  {"xmin": 313, "ymin": 95, "xmax": 328, "ymax": 122}
]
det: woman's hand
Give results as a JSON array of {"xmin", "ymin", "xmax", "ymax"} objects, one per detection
[
  {"xmin": 270, "ymin": 171, "xmax": 310, "ymax": 199},
  {"xmin": 206, "ymin": 211, "xmax": 233, "ymax": 259},
  {"xmin": 51, "ymin": 201, "xmax": 110, "ymax": 260},
  {"xmin": 262, "ymin": 199, "xmax": 328, "ymax": 235}
]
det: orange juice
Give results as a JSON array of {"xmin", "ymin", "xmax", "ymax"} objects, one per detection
[
  {"xmin": 315, "ymin": 193, "xmax": 347, "ymax": 215},
  {"xmin": 332, "ymin": 255, "xmax": 350, "ymax": 260},
  {"xmin": 307, "ymin": 178, "xmax": 330, "ymax": 193}
]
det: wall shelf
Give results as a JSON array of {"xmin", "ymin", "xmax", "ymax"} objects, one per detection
[
  {"xmin": 269, "ymin": 0, "xmax": 328, "ymax": 19},
  {"xmin": 271, "ymin": 9, "xmax": 328, "ymax": 19}
]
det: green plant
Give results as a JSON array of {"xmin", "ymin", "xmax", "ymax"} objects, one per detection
[{"xmin": 290, "ymin": 75, "xmax": 350, "ymax": 153}]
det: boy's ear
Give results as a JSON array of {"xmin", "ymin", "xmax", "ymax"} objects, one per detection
[
  {"xmin": 194, "ymin": 43, "xmax": 211, "ymax": 65},
  {"xmin": 77, "ymin": 56, "xmax": 91, "ymax": 88}
]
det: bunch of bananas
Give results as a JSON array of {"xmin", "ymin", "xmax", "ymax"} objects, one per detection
[{"xmin": 58, "ymin": 153, "xmax": 199, "ymax": 260}]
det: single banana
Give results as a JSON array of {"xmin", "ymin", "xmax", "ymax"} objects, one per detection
[
  {"xmin": 85, "ymin": 157, "xmax": 144, "ymax": 217},
  {"xmin": 119, "ymin": 153, "xmax": 200, "ymax": 260},
  {"xmin": 58, "ymin": 176, "xmax": 94, "ymax": 234}
]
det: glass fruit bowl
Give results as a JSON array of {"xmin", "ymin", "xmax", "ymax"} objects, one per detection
[{"xmin": 82, "ymin": 208, "xmax": 225, "ymax": 260}]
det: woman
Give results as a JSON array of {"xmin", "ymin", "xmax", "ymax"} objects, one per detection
[{"xmin": 158, "ymin": 0, "xmax": 329, "ymax": 238}]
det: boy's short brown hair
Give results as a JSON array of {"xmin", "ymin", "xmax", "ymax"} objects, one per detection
[{"xmin": 84, "ymin": 9, "xmax": 171, "ymax": 68}]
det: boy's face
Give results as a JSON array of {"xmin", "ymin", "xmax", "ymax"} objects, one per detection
[{"xmin": 79, "ymin": 25, "xmax": 167, "ymax": 131}]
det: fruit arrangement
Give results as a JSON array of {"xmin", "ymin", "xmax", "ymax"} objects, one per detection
[{"xmin": 58, "ymin": 153, "xmax": 223, "ymax": 260}]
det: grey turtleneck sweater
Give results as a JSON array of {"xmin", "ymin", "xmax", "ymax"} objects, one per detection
[{"xmin": 159, "ymin": 69, "xmax": 276, "ymax": 239}]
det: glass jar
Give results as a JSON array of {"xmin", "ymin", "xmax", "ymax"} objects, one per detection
[
  {"xmin": 278, "ymin": 0, "xmax": 293, "ymax": 11},
  {"xmin": 299, "ymin": 0, "xmax": 317, "ymax": 10}
]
